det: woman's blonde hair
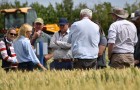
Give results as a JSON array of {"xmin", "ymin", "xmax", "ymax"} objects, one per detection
[{"xmin": 18, "ymin": 24, "xmax": 32, "ymax": 38}]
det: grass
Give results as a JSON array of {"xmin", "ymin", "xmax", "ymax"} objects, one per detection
[{"xmin": 0, "ymin": 67, "xmax": 140, "ymax": 90}]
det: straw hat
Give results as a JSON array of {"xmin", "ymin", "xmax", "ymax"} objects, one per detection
[{"xmin": 109, "ymin": 7, "xmax": 129, "ymax": 19}]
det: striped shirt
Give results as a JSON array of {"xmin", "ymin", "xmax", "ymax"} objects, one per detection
[{"xmin": 0, "ymin": 38, "xmax": 17, "ymax": 62}]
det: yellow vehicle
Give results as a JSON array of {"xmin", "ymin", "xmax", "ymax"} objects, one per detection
[{"xmin": 0, "ymin": 7, "xmax": 59, "ymax": 37}]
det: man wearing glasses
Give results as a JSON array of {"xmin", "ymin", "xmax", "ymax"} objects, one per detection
[{"xmin": 0, "ymin": 28, "xmax": 18, "ymax": 72}]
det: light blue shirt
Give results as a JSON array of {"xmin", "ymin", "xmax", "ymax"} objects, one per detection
[
  {"xmin": 13, "ymin": 36, "xmax": 40, "ymax": 64},
  {"xmin": 68, "ymin": 17, "xmax": 100, "ymax": 59}
]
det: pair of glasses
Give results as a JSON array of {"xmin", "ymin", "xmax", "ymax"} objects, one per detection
[{"xmin": 10, "ymin": 33, "xmax": 17, "ymax": 36}]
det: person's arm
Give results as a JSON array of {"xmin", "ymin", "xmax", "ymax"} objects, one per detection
[
  {"xmin": 30, "ymin": 31, "xmax": 42, "ymax": 45},
  {"xmin": 30, "ymin": 32, "xmax": 38, "ymax": 45},
  {"xmin": 55, "ymin": 41, "xmax": 71, "ymax": 49},
  {"xmin": 67, "ymin": 23, "xmax": 77, "ymax": 44},
  {"xmin": 44, "ymin": 53, "xmax": 53, "ymax": 61},
  {"xmin": 49, "ymin": 33, "xmax": 60, "ymax": 49},
  {"xmin": 98, "ymin": 45, "xmax": 106, "ymax": 56},
  {"xmin": 98, "ymin": 36, "xmax": 107, "ymax": 57},
  {"xmin": 0, "ymin": 41, "xmax": 17, "ymax": 63},
  {"xmin": 108, "ymin": 43, "xmax": 114, "ymax": 60},
  {"xmin": 107, "ymin": 24, "xmax": 116, "ymax": 60},
  {"xmin": 26, "ymin": 39, "xmax": 47, "ymax": 70},
  {"xmin": 37, "ymin": 63, "xmax": 47, "ymax": 70}
]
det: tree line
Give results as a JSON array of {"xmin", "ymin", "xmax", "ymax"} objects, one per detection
[{"xmin": 0, "ymin": 0, "xmax": 140, "ymax": 35}]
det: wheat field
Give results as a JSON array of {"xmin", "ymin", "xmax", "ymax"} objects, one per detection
[{"xmin": 0, "ymin": 67, "xmax": 140, "ymax": 90}]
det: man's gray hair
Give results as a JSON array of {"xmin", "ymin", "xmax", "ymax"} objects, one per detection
[{"xmin": 80, "ymin": 8, "xmax": 92, "ymax": 18}]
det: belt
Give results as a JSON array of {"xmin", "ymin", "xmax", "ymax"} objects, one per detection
[
  {"xmin": 54, "ymin": 59, "xmax": 73, "ymax": 62},
  {"xmin": 112, "ymin": 53, "xmax": 133, "ymax": 54},
  {"xmin": 74, "ymin": 58, "xmax": 97, "ymax": 61}
]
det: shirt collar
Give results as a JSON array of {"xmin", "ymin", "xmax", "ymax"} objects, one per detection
[
  {"xmin": 83, "ymin": 17, "xmax": 89, "ymax": 19},
  {"xmin": 5, "ymin": 37, "xmax": 13, "ymax": 44},
  {"xmin": 116, "ymin": 18, "xmax": 125, "ymax": 21}
]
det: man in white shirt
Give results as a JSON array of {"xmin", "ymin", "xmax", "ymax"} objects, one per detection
[
  {"xmin": 68, "ymin": 8, "xmax": 100, "ymax": 69},
  {"xmin": 108, "ymin": 7, "xmax": 138, "ymax": 68}
]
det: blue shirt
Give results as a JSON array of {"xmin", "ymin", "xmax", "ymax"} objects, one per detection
[
  {"xmin": 68, "ymin": 17, "xmax": 100, "ymax": 59},
  {"xmin": 13, "ymin": 36, "xmax": 40, "ymax": 64}
]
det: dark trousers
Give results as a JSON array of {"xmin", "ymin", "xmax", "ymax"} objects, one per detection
[
  {"xmin": 18, "ymin": 61, "xmax": 35, "ymax": 71},
  {"xmin": 50, "ymin": 60, "xmax": 73, "ymax": 70},
  {"xmin": 73, "ymin": 58, "xmax": 97, "ymax": 70}
]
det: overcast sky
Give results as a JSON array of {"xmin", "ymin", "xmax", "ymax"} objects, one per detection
[{"xmin": 8, "ymin": 0, "xmax": 139, "ymax": 8}]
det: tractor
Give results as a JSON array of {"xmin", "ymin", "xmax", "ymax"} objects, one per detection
[{"xmin": 0, "ymin": 7, "xmax": 59, "ymax": 38}]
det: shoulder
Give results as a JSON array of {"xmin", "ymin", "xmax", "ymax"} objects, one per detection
[
  {"xmin": 54, "ymin": 32, "xmax": 59, "ymax": 35},
  {"xmin": 99, "ymin": 35, "xmax": 107, "ymax": 45},
  {"xmin": 71, "ymin": 21, "xmax": 80, "ymax": 26},
  {"xmin": 16, "ymin": 37, "xmax": 30, "ymax": 44},
  {"xmin": 42, "ymin": 32, "xmax": 51, "ymax": 38},
  {"xmin": 0, "ymin": 40, "xmax": 4, "ymax": 44},
  {"xmin": 0, "ymin": 40, "xmax": 5, "ymax": 46}
]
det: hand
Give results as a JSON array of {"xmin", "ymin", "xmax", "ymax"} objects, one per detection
[
  {"xmin": 42, "ymin": 67, "xmax": 47, "ymax": 71},
  {"xmin": 37, "ymin": 63, "xmax": 47, "ymax": 71},
  {"xmin": 11, "ymin": 58, "xmax": 18, "ymax": 63},
  {"xmin": 36, "ymin": 30, "xmax": 42, "ymax": 37},
  {"xmin": 135, "ymin": 60, "xmax": 140, "ymax": 64},
  {"xmin": 32, "ymin": 30, "xmax": 42, "ymax": 39},
  {"xmin": 44, "ymin": 54, "xmax": 53, "ymax": 61},
  {"xmin": 54, "ymin": 40, "xmax": 58, "ymax": 45}
]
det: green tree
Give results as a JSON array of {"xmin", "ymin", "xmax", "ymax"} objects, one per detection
[
  {"xmin": 46, "ymin": 4, "xmax": 57, "ymax": 23},
  {"xmin": 55, "ymin": 0, "xmax": 73, "ymax": 23},
  {"xmin": 93, "ymin": 2, "xmax": 112, "ymax": 35}
]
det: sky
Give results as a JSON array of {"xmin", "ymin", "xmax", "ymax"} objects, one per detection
[{"xmin": 7, "ymin": 0, "xmax": 140, "ymax": 8}]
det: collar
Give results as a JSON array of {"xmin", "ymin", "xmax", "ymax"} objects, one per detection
[
  {"xmin": 5, "ymin": 37, "xmax": 13, "ymax": 44},
  {"xmin": 116, "ymin": 18, "xmax": 125, "ymax": 21},
  {"xmin": 82, "ymin": 17, "xmax": 89, "ymax": 19}
]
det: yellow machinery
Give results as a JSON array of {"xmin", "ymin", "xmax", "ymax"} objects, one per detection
[{"xmin": 0, "ymin": 7, "xmax": 59, "ymax": 37}]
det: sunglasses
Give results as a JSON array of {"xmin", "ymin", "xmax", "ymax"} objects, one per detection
[{"xmin": 9, "ymin": 33, "xmax": 17, "ymax": 36}]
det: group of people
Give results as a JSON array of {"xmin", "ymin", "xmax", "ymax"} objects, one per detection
[{"xmin": 0, "ymin": 7, "xmax": 140, "ymax": 72}]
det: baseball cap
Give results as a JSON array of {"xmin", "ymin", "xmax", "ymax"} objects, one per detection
[
  {"xmin": 35, "ymin": 18, "xmax": 44, "ymax": 24},
  {"xmin": 59, "ymin": 18, "xmax": 68, "ymax": 25},
  {"xmin": 131, "ymin": 9, "xmax": 140, "ymax": 21}
]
